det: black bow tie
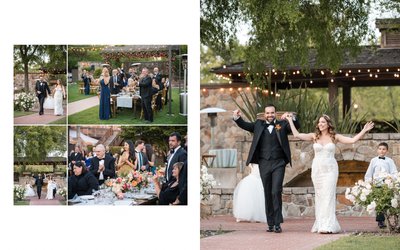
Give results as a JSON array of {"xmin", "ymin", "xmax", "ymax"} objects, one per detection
[
  {"xmin": 379, "ymin": 156, "xmax": 385, "ymax": 160},
  {"xmin": 170, "ymin": 149, "xmax": 175, "ymax": 154}
]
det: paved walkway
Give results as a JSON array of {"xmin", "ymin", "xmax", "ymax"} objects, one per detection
[
  {"xmin": 68, "ymin": 96, "xmax": 99, "ymax": 115},
  {"xmin": 28, "ymin": 191, "xmax": 64, "ymax": 205},
  {"xmin": 201, "ymin": 215, "xmax": 378, "ymax": 250},
  {"xmin": 14, "ymin": 108, "xmax": 66, "ymax": 125}
]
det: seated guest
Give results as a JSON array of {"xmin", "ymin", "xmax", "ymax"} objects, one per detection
[
  {"xmin": 68, "ymin": 161, "xmax": 99, "ymax": 199},
  {"xmin": 90, "ymin": 144, "xmax": 116, "ymax": 185},
  {"xmin": 152, "ymin": 162, "xmax": 184, "ymax": 205}
]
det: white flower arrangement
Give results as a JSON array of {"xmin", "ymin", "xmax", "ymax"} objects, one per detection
[
  {"xmin": 57, "ymin": 187, "xmax": 67, "ymax": 200},
  {"xmin": 14, "ymin": 184, "xmax": 26, "ymax": 201},
  {"xmin": 346, "ymin": 172, "xmax": 400, "ymax": 232},
  {"xmin": 200, "ymin": 165, "xmax": 216, "ymax": 201},
  {"xmin": 14, "ymin": 92, "xmax": 37, "ymax": 111}
]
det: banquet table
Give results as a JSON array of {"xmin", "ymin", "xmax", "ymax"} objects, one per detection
[
  {"xmin": 111, "ymin": 93, "xmax": 141, "ymax": 118},
  {"xmin": 68, "ymin": 191, "xmax": 157, "ymax": 206}
]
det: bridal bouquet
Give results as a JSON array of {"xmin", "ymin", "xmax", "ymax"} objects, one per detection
[
  {"xmin": 200, "ymin": 165, "xmax": 216, "ymax": 201},
  {"xmin": 14, "ymin": 184, "xmax": 26, "ymax": 201},
  {"xmin": 14, "ymin": 92, "xmax": 37, "ymax": 111},
  {"xmin": 345, "ymin": 172, "xmax": 400, "ymax": 232}
]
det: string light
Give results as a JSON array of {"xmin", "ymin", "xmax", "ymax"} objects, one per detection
[
  {"xmin": 202, "ymin": 88, "xmax": 206, "ymax": 92},
  {"xmin": 369, "ymin": 73, "xmax": 373, "ymax": 77},
  {"xmin": 321, "ymin": 70, "xmax": 325, "ymax": 75},
  {"xmin": 352, "ymin": 77, "xmax": 356, "ymax": 81},
  {"xmin": 358, "ymin": 69, "xmax": 361, "ymax": 73},
  {"xmin": 375, "ymin": 74, "xmax": 378, "ymax": 78},
  {"xmin": 330, "ymin": 79, "xmax": 334, "ymax": 83},
  {"xmin": 367, "ymin": 69, "xmax": 370, "ymax": 72},
  {"xmin": 377, "ymin": 69, "xmax": 380, "ymax": 72},
  {"xmin": 274, "ymin": 72, "xmax": 278, "ymax": 75},
  {"xmin": 310, "ymin": 80, "xmax": 313, "ymax": 84},
  {"xmin": 238, "ymin": 73, "xmax": 241, "ymax": 77},
  {"xmin": 296, "ymin": 70, "xmax": 300, "ymax": 74},
  {"xmin": 345, "ymin": 73, "xmax": 349, "ymax": 77},
  {"xmin": 229, "ymin": 88, "xmax": 233, "ymax": 91},
  {"xmin": 386, "ymin": 69, "xmax": 389, "ymax": 72}
]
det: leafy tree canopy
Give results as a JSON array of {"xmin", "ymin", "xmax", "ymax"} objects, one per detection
[
  {"xmin": 14, "ymin": 126, "xmax": 67, "ymax": 162},
  {"xmin": 201, "ymin": 0, "xmax": 400, "ymax": 75}
]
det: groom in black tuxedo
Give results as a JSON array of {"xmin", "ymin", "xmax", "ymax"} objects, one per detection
[
  {"xmin": 233, "ymin": 104, "xmax": 300, "ymax": 233},
  {"xmin": 33, "ymin": 173, "xmax": 45, "ymax": 199},
  {"xmin": 35, "ymin": 75, "xmax": 51, "ymax": 115}
]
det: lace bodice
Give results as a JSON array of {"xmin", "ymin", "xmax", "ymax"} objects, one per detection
[{"xmin": 313, "ymin": 143, "xmax": 336, "ymax": 159}]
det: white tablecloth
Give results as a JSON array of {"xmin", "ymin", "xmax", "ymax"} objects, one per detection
[
  {"xmin": 117, "ymin": 96, "xmax": 133, "ymax": 108},
  {"xmin": 209, "ymin": 149, "xmax": 237, "ymax": 168}
]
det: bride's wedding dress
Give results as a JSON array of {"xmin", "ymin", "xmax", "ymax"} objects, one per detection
[
  {"xmin": 311, "ymin": 143, "xmax": 341, "ymax": 233},
  {"xmin": 43, "ymin": 96, "xmax": 54, "ymax": 110},
  {"xmin": 24, "ymin": 184, "xmax": 36, "ymax": 197},
  {"xmin": 233, "ymin": 164, "xmax": 266, "ymax": 223},
  {"xmin": 54, "ymin": 87, "xmax": 64, "ymax": 115},
  {"xmin": 46, "ymin": 180, "xmax": 56, "ymax": 200}
]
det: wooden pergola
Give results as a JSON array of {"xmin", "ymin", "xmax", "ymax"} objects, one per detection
[{"xmin": 209, "ymin": 19, "xmax": 400, "ymax": 120}]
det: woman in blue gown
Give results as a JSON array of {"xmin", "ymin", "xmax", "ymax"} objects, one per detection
[{"xmin": 99, "ymin": 67, "xmax": 111, "ymax": 120}]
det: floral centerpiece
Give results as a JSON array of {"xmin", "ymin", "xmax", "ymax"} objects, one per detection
[
  {"xmin": 57, "ymin": 187, "xmax": 67, "ymax": 200},
  {"xmin": 14, "ymin": 184, "xmax": 26, "ymax": 201},
  {"xmin": 104, "ymin": 171, "xmax": 153, "ymax": 198},
  {"xmin": 200, "ymin": 165, "xmax": 216, "ymax": 201},
  {"xmin": 14, "ymin": 92, "xmax": 37, "ymax": 111},
  {"xmin": 345, "ymin": 172, "xmax": 400, "ymax": 233}
]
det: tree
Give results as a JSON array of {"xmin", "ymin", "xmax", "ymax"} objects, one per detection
[
  {"xmin": 120, "ymin": 126, "xmax": 187, "ymax": 153},
  {"xmin": 201, "ymin": 0, "xmax": 400, "ymax": 74},
  {"xmin": 14, "ymin": 45, "xmax": 45, "ymax": 92},
  {"xmin": 43, "ymin": 45, "xmax": 67, "ymax": 74},
  {"xmin": 14, "ymin": 126, "xmax": 67, "ymax": 163}
]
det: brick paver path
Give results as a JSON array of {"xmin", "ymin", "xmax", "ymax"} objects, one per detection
[
  {"xmin": 14, "ymin": 108, "xmax": 66, "ymax": 125},
  {"xmin": 201, "ymin": 215, "xmax": 378, "ymax": 250},
  {"xmin": 28, "ymin": 192, "xmax": 64, "ymax": 205}
]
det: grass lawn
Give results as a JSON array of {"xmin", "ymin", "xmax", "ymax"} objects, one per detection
[
  {"xmin": 68, "ymin": 82, "xmax": 97, "ymax": 103},
  {"xmin": 316, "ymin": 234, "xmax": 400, "ymax": 250},
  {"xmin": 14, "ymin": 200, "xmax": 29, "ymax": 205},
  {"xmin": 49, "ymin": 117, "xmax": 67, "ymax": 124},
  {"xmin": 14, "ymin": 110, "xmax": 36, "ymax": 117},
  {"xmin": 68, "ymin": 88, "xmax": 187, "ymax": 125}
]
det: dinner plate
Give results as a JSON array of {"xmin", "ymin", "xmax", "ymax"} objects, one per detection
[
  {"xmin": 79, "ymin": 195, "xmax": 94, "ymax": 200},
  {"xmin": 114, "ymin": 200, "xmax": 134, "ymax": 206},
  {"xmin": 133, "ymin": 194, "xmax": 152, "ymax": 200}
]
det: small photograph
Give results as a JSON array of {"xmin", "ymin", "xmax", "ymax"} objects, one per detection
[
  {"xmin": 14, "ymin": 45, "xmax": 67, "ymax": 125},
  {"xmin": 67, "ymin": 45, "xmax": 188, "ymax": 125},
  {"xmin": 14, "ymin": 126, "xmax": 67, "ymax": 205},
  {"xmin": 67, "ymin": 125, "xmax": 187, "ymax": 206}
]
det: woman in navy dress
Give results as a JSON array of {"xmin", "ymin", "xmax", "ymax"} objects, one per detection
[{"xmin": 99, "ymin": 67, "xmax": 111, "ymax": 120}]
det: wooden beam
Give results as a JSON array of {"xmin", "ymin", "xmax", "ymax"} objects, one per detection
[
  {"xmin": 342, "ymin": 85, "xmax": 352, "ymax": 119},
  {"xmin": 328, "ymin": 81, "xmax": 339, "ymax": 124}
]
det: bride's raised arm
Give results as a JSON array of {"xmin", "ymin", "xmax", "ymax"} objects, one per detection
[
  {"xmin": 335, "ymin": 121, "xmax": 374, "ymax": 144},
  {"xmin": 286, "ymin": 115, "xmax": 314, "ymax": 141}
]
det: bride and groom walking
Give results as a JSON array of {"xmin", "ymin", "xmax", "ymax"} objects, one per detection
[
  {"xmin": 35, "ymin": 76, "xmax": 65, "ymax": 116},
  {"xmin": 233, "ymin": 104, "xmax": 373, "ymax": 234}
]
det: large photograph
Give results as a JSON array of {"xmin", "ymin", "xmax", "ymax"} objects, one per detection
[{"xmin": 200, "ymin": 1, "xmax": 400, "ymax": 249}]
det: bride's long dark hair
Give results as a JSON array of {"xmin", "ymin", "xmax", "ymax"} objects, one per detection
[{"xmin": 314, "ymin": 114, "xmax": 336, "ymax": 143}]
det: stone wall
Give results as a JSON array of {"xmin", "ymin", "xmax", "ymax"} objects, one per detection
[
  {"xmin": 14, "ymin": 73, "xmax": 66, "ymax": 92},
  {"xmin": 203, "ymin": 187, "xmax": 371, "ymax": 217}
]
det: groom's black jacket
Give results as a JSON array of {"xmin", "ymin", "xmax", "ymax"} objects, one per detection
[{"xmin": 234, "ymin": 117, "xmax": 300, "ymax": 166}]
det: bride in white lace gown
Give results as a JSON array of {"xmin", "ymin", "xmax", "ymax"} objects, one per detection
[
  {"xmin": 286, "ymin": 114, "xmax": 374, "ymax": 233},
  {"xmin": 53, "ymin": 79, "xmax": 65, "ymax": 116},
  {"xmin": 233, "ymin": 164, "xmax": 267, "ymax": 223}
]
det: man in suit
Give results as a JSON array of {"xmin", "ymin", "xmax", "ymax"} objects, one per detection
[
  {"xmin": 90, "ymin": 144, "xmax": 116, "ymax": 185},
  {"xmin": 166, "ymin": 132, "xmax": 187, "ymax": 183},
  {"xmin": 35, "ymin": 75, "xmax": 51, "ymax": 115},
  {"xmin": 110, "ymin": 69, "xmax": 123, "ymax": 94},
  {"xmin": 33, "ymin": 173, "xmax": 45, "ymax": 199},
  {"xmin": 134, "ymin": 140, "xmax": 149, "ymax": 172},
  {"xmin": 138, "ymin": 67, "xmax": 153, "ymax": 123},
  {"xmin": 233, "ymin": 104, "xmax": 300, "ymax": 233},
  {"xmin": 81, "ymin": 69, "xmax": 91, "ymax": 95},
  {"xmin": 153, "ymin": 67, "xmax": 163, "ymax": 111}
]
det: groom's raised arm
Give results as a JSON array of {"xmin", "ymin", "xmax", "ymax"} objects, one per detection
[{"xmin": 233, "ymin": 109, "xmax": 255, "ymax": 133}]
